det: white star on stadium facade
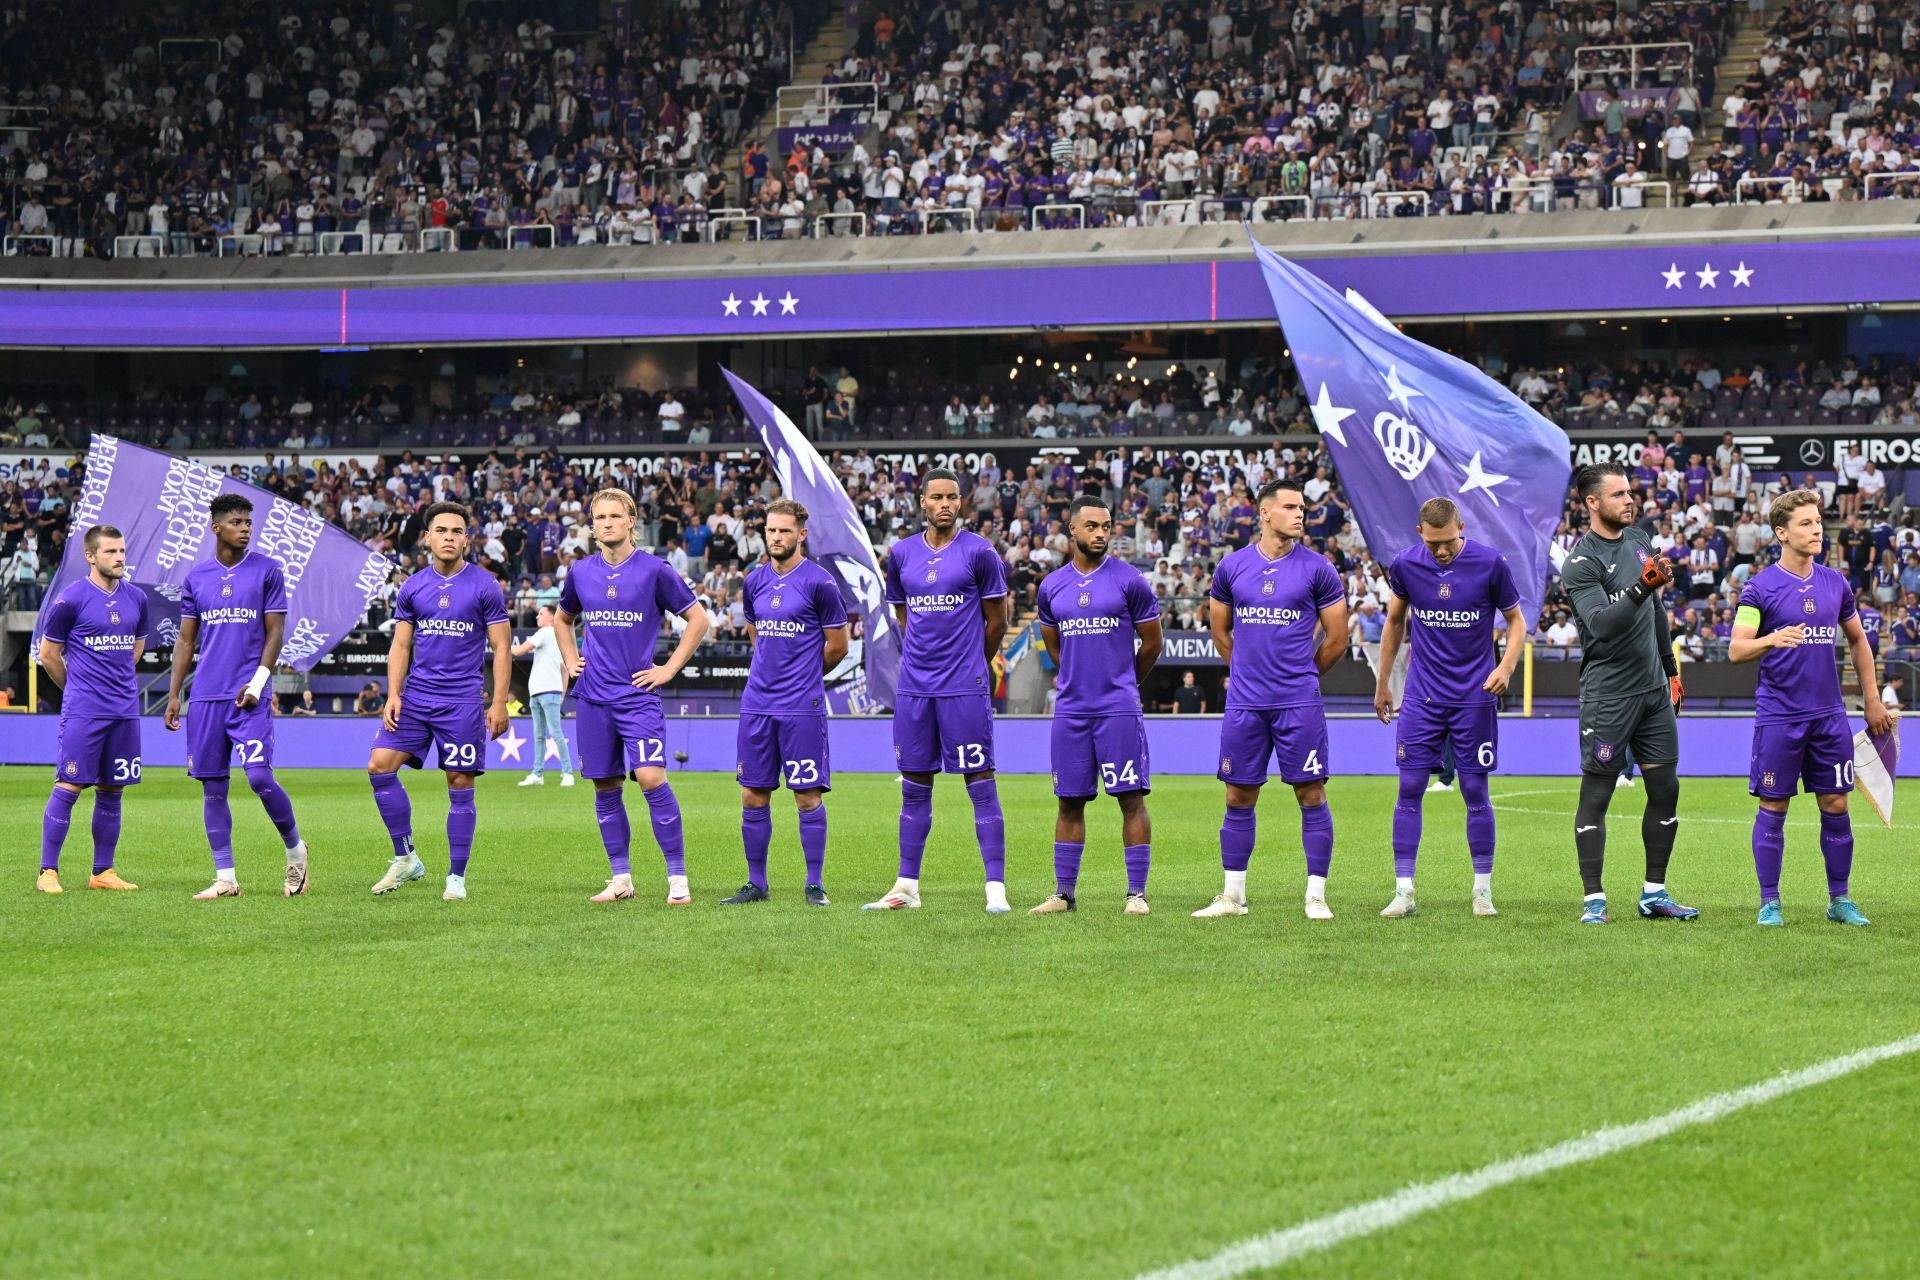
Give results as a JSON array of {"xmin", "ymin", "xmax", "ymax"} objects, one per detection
[
  {"xmin": 496, "ymin": 724, "xmax": 526, "ymax": 762},
  {"xmin": 750, "ymin": 293, "xmax": 770, "ymax": 316},
  {"xmin": 779, "ymin": 291, "xmax": 799, "ymax": 314},
  {"xmin": 722, "ymin": 292, "xmax": 741, "ymax": 316},
  {"xmin": 1730, "ymin": 262, "xmax": 1754, "ymax": 287},
  {"xmin": 1662, "ymin": 263, "xmax": 1686, "ymax": 289},
  {"xmin": 1309, "ymin": 383, "xmax": 1355, "ymax": 446},
  {"xmin": 1695, "ymin": 264, "xmax": 1720, "ymax": 288}
]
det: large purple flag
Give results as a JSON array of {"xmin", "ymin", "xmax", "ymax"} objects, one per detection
[
  {"xmin": 721, "ymin": 368, "xmax": 901, "ymax": 711},
  {"xmin": 1250, "ymin": 235, "xmax": 1571, "ymax": 628},
  {"xmin": 32, "ymin": 435, "xmax": 393, "ymax": 668}
]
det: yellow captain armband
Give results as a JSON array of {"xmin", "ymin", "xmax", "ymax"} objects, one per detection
[{"xmin": 1734, "ymin": 605, "xmax": 1762, "ymax": 631}]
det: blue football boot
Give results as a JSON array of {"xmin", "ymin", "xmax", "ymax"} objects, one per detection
[
  {"xmin": 1580, "ymin": 896, "xmax": 1610, "ymax": 924},
  {"xmin": 1638, "ymin": 890, "xmax": 1700, "ymax": 920},
  {"xmin": 1756, "ymin": 899, "xmax": 1784, "ymax": 928},
  {"xmin": 1827, "ymin": 897, "xmax": 1871, "ymax": 927}
]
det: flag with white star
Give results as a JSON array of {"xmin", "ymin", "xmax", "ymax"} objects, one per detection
[
  {"xmin": 1249, "ymin": 235, "xmax": 1570, "ymax": 627},
  {"xmin": 721, "ymin": 368, "xmax": 903, "ymax": 708}
]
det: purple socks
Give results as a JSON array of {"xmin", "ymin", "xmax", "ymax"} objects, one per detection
[
  {"xmin": 203, "ymin": 777, "xmax": 235, "ymax": 872},
  {"xmin": 446, "ymin": 787, "xmax": 475, "ymax": 877},
  {"xmin": 1392, "ymin": 769, "xmax": 1424, "ymax": 879},
  {"xmin": 1220, "ymin": 804, "xmax": 1256, "ymax": 872},
  {"xmin": 1301, "ymin": 802, "xmax": 1333, "ymax": 879},
  {"xmin": 1124, "ymin": 843, "xmax": 1150, "ymax": 896},
  {"xmin": 1459, "ymin": 772, "xmax": 1495, "ymax": 876},
  {"xmin": 798, "ymin": 804, "xmax": 827, "ymax": 886},
  {"xmin": 1819, "ymin": 808, "xmax": 1853, "ymax": 898},
  {"xmin": 1752, "ymin": 806, "xmax": 1787, "ymax": 901},
  {"xmin": 966, "ymin": 777, "xmax": 1006, "ymax": 882},
  {"xmin": 597, "ymin": 788, "xmax": 634, "ymax": 876},
  {"xmin": 1054, "ymin": 841, "xmax": 1084, "ymax": 897},
  {"xmin": 245, "ymin": 766, "xmax": 302, "ymax": 848},
  {"xmin": 369, "ymin": 771, "xmax": 413, "ymax": 858},
  {"xmin": 41, "ymin": 786, "xmax": 78, "ymax": 872},
  {"xmin": 90, "ymin": 786, "xmax": 123, "ymax": 875},
  {"xmin": 742, "ymin": 804, "xmax": 771, "ymax": 888},
  {"xmin": 643, "ymin": 783, "xmax": 686, "ymax": 876},
  {"xmin": 898, "ymin": 779, "xmax": 933, "ymax": 879}
]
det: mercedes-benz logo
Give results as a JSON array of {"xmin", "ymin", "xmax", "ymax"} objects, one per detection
[{"xmin": 1799, "ymin": 439, "xmax": 1827, "ymax": 466}]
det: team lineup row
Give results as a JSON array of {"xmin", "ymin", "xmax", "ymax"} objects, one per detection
[{"xmin": 32, "ymin": 467, "xmax": 1893, "ymax": 927}]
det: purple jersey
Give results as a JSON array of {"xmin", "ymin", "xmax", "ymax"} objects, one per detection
[
  {"xmin": 884, "ymin": 529, "xmax": 1008, "ymax": 698},
  {"xmin": 1739, "ymin": 561, "xmax": 1855, "ymax": 722},
  {"xmin": 41, "ymin": 577, "xmax": 151, "ymax": 718},
  {"xmin": 1386, "ymin": 538, "xmax": 1519, "ymax": 706},
  {"xmin": 180, "ymin": 552, "xmax": 288, "ymax": 703},
  {"xmin": 1037, "ymin": 556, "xmax": 1160, "ymax": 716},
  {"xmin": 741, "ymin": 557, "xmax": 848, "ymax": 715},
  {"xmin": 394, "ymin": 562, "xmax": 509, "ymax": 706},
  {"xmin": 1208, "ymin": 542, "xmax": 1343, "ymax": 710},
  {"xmin": 559, "ymin": 549, "xmax": 696, "ymax": 708}
]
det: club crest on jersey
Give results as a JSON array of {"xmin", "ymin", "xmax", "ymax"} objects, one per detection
[
  {"xmin": 64, "ymin": 760, "xmax": 78, "ymax": 777},
  {"xmin": 926, "ymin": 568, "xmax": 939, "ymax": 584},
  {"xmin": 606, "ymin": 584, "xmax": 619, "ymax": 600},
  {"xmin": 1635, "ymin": 548, "xmax": 1649, "ymax": 565},
  {"xmin": 1803, "ymin": 597, "xmax": 1817, "ymax": 615},
  {"xmin": 1396, "ymin": 743, "xmax": 1406, "ymax": 761},
  {"xmin": 1438, "ymin": 582, "xmax": 1452, "ymax": 600},
  {"xmin": 771, "ymin": 595, "xmax": 782, "ymax": 610},
  {"xmin": 1597, "ymin": 742, "xmax": 1615, "ymax": 762},
  {"xmin": 438, "ymin": 595, "xmax": 451, "ymax": 610},
  {"xmin": 1261, "ymin": 578, "xmax": 1274, "ymax": 596},
  {"xmin": 1078, "ymin": 590, "xmax": 1091, "ymax": 608},
  {"xmin": 1763, "ymin": 770, "xmax": 1777, "ymax": 789},
  {"xmin": 1220, "ymin": 756, "xmax": 1232, "ymax": 773},
  {"xmin": 109, "ymin": 611, "xmax": 121, "ymax": 624},
  {"xmin": 220, "ymin": 583, "xmax": 233, "ymax": 599}
]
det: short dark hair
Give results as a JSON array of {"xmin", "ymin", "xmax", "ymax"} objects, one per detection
[
  {"xmin": 421, "ymin": 500, "xmax": 471, "ymax": 529},
  {"xmin": 84, "ymin": 524, "xmax": 123, "ymax": 552},
  {"xmin": 210, "ymin": 493, "xmax": 254, "ymax": 520},
  {"xmin": 921, "ymin": 468, "xmax": 961, "ymax": 492},
  {"xmin": 1066, "ymin": 495, "xmax": 1110, "ymax": 525},
  {"xmin": 1256, "ymin": 478, "xmax": 1302, "ymax": 506},
  {"xmin": 1575, "ymin": 463, "xmax": 1628, "ymax": 503}
]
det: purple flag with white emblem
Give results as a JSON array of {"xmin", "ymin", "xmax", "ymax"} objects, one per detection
[
  {"xmin": 722, "ymin": 368, "xmax": 901, "ymax": 712},
  {"xmin": 32, "ymin": 434, "xmax": 394, "ymax": 669},
  {"xmin": 1249, "ymin": 234, "xmax": 1571, "ymax": 629},
  {"xmin": 1852, "ymin": 723, "xmax": 1900, "ymax": 827}
]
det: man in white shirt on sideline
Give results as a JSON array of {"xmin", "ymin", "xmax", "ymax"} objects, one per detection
[{"xmin": 512, "ymin": 604, "xmax": 576, "ymax": 786}]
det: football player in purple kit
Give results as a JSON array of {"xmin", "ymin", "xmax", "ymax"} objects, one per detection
[
  {"xmin": 1194, "ymin": 479, "xmax": 1348, "ymax": 920},
  {"xmin": 1729, "ymin": 489, "xmax": 1894, "ymax": 927},
  {"xmin": 367, "ymin": 502, "xmax": 512, "ymax": 901},
  {"xmin": 864, "ymin": 469, "xmax": 1012, "ymax": 914},
  {"xmin": 35, "ymin": 525, "xmax": 149, "ymax": 894},
  {"xmin": 1028, "ymin": 496, "xmax": 1163, "ymax": 916},
  {"xmin": 555, "ymin": 488, "xmax": 709, "ymax": 905},
  {"xmin": 1371, "ymin": 498, "xmax": 1525, "ymax": 918},
  {"xmin": 165, "ymin": 494, "xmax": 312, "ymax": 899},
  {"xmin": 721, "ymin": 499, "xmax": 850, "ymax": 907}
]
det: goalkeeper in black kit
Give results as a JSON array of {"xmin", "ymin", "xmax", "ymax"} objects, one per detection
[{"xmin": 1559, "ymin": 464, "xmax": 1699, "ymax": 925}]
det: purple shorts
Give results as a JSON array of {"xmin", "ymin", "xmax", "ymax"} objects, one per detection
[
  {"xmin": 1051, "ymin": 714, "xmax": 1151, "ymax": 798},
  {"xmin": 1751, "ymin": 712, "xmax": 1854, "ymax": 799},
  {"xmin": 577, "ymin": 698, "xmax": 667, "ymax": 781},
  {"xmin": 54, "ymin": 716, "xmax": 143, "ymax": 787},
  {"xmin": 737, "ymin": 713, "xmax": 832, "ymax": 791},
  {"xmin": 185, "ymin": 698, "xmax": 276, "ymax": 779},
  {"xmin": 371, "ymin": 699, "xmax": 489, "ymax": 773},
  {"xmin": 1396, "ymin": 700, "xmax": 1499, "ymax": 773},
  {"xmin": 1217, "ymin": 704, "xmax": 1330, "ymax": 786},
  {"xmin": 892, "ymin": 692, "xmax": 995, "ymax": 774}
]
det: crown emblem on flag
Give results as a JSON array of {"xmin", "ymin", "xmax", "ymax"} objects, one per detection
[{"xmin": 1372, "ymin": 411, "xmax": 1435, "ymax": 481}]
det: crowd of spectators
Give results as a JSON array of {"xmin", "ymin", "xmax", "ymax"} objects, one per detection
[
  {"xmin": 0, "ymin": 0, "xmax": 823, "ymax": 257},
  {"xmin": 0, "ymin": 0, "xmax": 1804, "ymax": 257},
  {"xmin": 12, "ymin": 344, "xmax": 1920, "ymax": 458}
]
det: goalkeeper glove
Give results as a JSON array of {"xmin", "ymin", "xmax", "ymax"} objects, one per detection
[
  {"xmin": 1669, "ymin": 673, "xmax": 1684, "ymax": 714},
  {"xmin": 1627, "ymin": 551, "xmax": 1674, "ymax": 603}
]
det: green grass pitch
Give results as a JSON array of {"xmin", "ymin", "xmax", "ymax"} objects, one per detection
[{"xmin": 3, "ymin": 767, "xmax": 1916, "ymax": 1278}]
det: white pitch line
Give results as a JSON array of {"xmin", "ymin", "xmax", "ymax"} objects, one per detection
[
  {"xmin": 1489, "ymin": 801, "xmax": 1920, "ymax": 832},
  {"xmin": 1136, "ymin": 1032, "xmax": 1920, "ymax": 1280}
]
